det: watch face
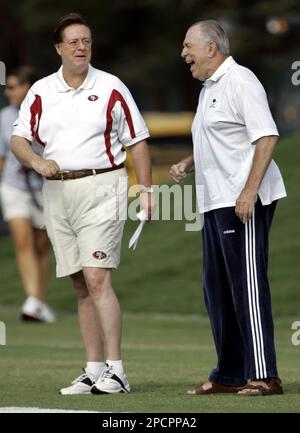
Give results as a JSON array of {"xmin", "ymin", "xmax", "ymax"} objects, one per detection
[{"xmin": 141, "ymin": 187, "xmax": 153, "ymax": 193}]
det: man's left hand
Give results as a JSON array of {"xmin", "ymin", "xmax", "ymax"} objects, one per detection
[
  {"xmin": 235, "ymin": 188, "xmax": 258, "ymax": 224},
  {"xmin": 139, "ymin": 191, "xmax": 155, "ymax": 221}
]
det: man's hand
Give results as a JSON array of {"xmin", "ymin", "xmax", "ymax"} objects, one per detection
[
  {"xmin": 31, "ymin": 155, "xmax": 60, "ymax": 177},
  {"xmin": 169, "ymin": 162, "xmax": 188, "ymax": 184},
  {"xmin": 139, "ymin": 190, "xmax": 155, "ymax": 221},
  {"xmin": 235, "ymin": 135, "xmax": 278, "ymax": 224},
  {"xmin": 235, "ymin": 188, "xmax": 258, "ymax": 224}
]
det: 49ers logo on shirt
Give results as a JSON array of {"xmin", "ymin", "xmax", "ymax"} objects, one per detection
[
  {"xmin": 93, "ymin": 251, "xmax": 107, "ymax": 260},
  {"xmin": 88, "ymin": 95, "xmax": 99, "ymax": 101}
]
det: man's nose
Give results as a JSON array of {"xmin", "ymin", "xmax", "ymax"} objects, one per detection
[
  {"xmin": 77, "ymin": 41, "xmax": 86, "ymax": 49},
  {"xmin": 181, "ymin": 47, "xmax": 187, "ymax": 58}
]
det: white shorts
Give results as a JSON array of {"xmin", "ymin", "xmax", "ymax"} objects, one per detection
[
  {"xmin": 42, "ymin": 168, "xmax": 128, "ymax": 278},
  {"xmin": 0, "ymin": 183, "xmax": 45, "ymax": 229}
]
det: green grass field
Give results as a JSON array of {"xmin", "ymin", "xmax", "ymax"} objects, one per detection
[
  {"xmin": 0, "ymin": 133, "xmax": 300, "ymax": 412},
  {"xmin": 0, "ymin": 308, "xmax": 299, "ymax": 412}
]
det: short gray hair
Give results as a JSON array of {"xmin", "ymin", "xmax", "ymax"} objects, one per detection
[{"xmin": 190, "ymin": 20, "xmax": 230, "ymax": 55}]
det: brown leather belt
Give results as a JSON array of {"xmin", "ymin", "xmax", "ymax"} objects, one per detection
[{"xmin": 46, "ymin": 163, "xmax": 125, "ymax": 181}]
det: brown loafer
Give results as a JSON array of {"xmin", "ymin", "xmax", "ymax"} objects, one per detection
[
  {"xmin": 186, "ymin": 381, "xmax": 243, "ymax": 395},
  {"xmin": 238, "ymin": 378, "xmax": 283, "ymax": 396}
]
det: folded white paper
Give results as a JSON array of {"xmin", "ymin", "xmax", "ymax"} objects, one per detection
[{"xmin": 129, "ymin": 209, "xmax": 147, "ymax": 250}]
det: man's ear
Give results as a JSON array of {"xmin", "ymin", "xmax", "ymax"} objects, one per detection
[
  {"xmin": 207, "ymin": 41, "xmax": 217, "ymax": 58},
  {"xmin": 54, "ymin": 43, "xmax": 62, "ymax": 56}
]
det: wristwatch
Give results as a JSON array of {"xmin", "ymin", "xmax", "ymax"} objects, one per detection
[{"xmin": 140, "ymin": 187, "xmax": 154, "ymax": 193}]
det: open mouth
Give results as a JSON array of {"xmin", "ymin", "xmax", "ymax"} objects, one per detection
[{"xmin": 186, "ymin": 60, "xmax": 195, "ymax": 70}]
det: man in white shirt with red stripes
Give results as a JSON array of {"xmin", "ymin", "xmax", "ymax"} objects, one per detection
[
  {"xmin": 170, "ymin": 20, "xmax": 286, "ymax": 396},
  {"xmin": 11, "ymin": 13, "xmax": 154, "ymax": 395}
]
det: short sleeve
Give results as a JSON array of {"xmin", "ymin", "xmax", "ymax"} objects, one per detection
[
  {"xmin": 234, "ymin": 77, "xmax": 279, "ymax": 144},
  {"xmin": 12, "ymin": 87, "xmax": 37, "ymax": 142},
  {"xmin": 110, "ymin": 80, "xmax": 150, "ymax": 147}
]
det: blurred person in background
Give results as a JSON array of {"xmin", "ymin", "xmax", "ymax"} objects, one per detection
[
  {"xmin": 0, "ymin": 66, "xmax": 56, "ymax": 323},
  {"xmin": 170, "ymin": 20, "xmax": 286, "ymax": 396}
]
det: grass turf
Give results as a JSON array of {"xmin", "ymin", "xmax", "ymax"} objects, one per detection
[{"xmin": 0, "ymin": 306, "xmax": 299, "ymax": 413}]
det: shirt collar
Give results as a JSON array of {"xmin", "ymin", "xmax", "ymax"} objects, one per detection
[
  {"xmin": 203, "ymin": 56, "xmax": 235, "ymax": 88},
  {"xmin": 55, "ymin": 64, "xmax": 97, "ymax": 92}
]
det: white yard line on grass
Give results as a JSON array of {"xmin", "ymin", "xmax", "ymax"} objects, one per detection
[{"xmin": 0, "ymin": 407, "xmax": 108, "ymax": 413}]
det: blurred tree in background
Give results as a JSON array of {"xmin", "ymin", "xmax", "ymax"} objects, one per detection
[{"xmin": 1, "ymin": 0, "xmax": 300, "ymax": 132}]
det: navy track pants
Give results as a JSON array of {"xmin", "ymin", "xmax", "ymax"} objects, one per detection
[{"xmin": 202, "ymin": 198, "xmax": 278, "ymax": 386}]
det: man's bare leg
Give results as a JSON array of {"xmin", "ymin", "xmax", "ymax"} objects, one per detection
[
  {"xmin": 82, "ymin": 267, "xmax": 121, "ymax": 360},
  {"xmin": 71, "ymin": 270, "xmax": 105, "ymax": 362}
]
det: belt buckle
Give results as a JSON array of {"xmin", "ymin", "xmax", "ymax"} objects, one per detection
[{"xmin": 60, "ymin": 171, "xmax": 70, "ymax": 181}]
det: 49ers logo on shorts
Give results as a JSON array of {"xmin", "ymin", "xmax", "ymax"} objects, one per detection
[
  {"xmin": 92, "ymin": 251, "xmax": 107, "ymax": 260},
  {"xmin": 88, "ymin": 95, "xmax": 98, "ymax": 101}
]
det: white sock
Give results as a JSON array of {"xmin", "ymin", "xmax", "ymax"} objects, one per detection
[
  {"xmin": 106, "ymin": 359, "xmax": 124, "ymax": 375},
  {"xmin": 86, "ymin": 362, "xmax": 106, "ymax": 379}
]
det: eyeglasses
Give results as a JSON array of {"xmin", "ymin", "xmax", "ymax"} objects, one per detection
[{"xmin": 63, "ymin": 38, "xmax": 92, "ymax": 48}]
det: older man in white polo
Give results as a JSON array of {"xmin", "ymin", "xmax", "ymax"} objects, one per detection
[{"xmin": 170, "ymin": 20, "xmax": 286, "ymax": 396}]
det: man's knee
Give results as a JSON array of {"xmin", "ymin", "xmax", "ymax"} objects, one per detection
[{"xmin": 83, "ymin": 268, "xmax": 111, "ymax": 298}]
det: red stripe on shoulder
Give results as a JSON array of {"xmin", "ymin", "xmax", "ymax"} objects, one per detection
[
  {"xmin": 30, "ymin": 95, "xmax": 45, "ymax": 146},
  {"xmin": 104, "ymin": 89, "xmax": 136, "ymax": 167}
]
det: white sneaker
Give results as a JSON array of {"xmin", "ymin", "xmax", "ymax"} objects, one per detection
[
  {"xmin": 91, "ymin": 364, "xmax": 131, "ymax": 394},
  {"xmin": 59, "ymin": 369, "xmax": 96, "ymax": 395},
  {"xmin": 21, "ymin": 297, "xmax": 56, "ymax": 323},
  {"xmin": 39, "ymin": 302, "xmax": 56, "ymax": 323}
]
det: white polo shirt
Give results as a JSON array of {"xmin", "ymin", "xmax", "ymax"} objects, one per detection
[
  {"xmin": 12, "ymin": 64, "xmax": 150, "ymax": 171},
  {"xmin": 192, "ymin": 56, "xmax": 286, "ymax": 213}
]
